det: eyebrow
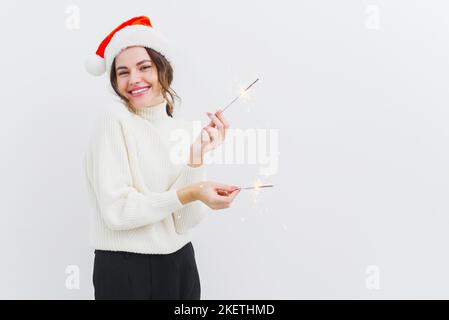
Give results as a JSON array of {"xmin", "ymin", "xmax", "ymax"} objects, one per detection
[{"xmin": 116, "ymin": 59, "xmax": 152, "ymax": 71}]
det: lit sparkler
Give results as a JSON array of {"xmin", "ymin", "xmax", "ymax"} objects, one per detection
[
  {"xmin": 238, "ymin": 178, "xmax": 273, "ymax": 192},
  {"xmin": 219, "ymin": 78, "xmax": 260, "ymax": 113}
]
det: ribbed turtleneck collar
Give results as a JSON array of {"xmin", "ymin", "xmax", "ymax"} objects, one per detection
[{"xmin": 134, "ymin": 100, "xmax": 169, "ymax": 121}]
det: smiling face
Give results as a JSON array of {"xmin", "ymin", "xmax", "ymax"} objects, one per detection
[{"xmin": 114, "ymin": 46, "xmax": 164, "ymax": 109}]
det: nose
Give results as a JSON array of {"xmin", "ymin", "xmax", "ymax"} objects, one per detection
[{"xmin": 128, "ymin": 69, "xmax": 142, "ymax": 86}]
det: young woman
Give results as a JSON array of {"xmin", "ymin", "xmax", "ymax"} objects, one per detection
[{"xmin": 84, "ymin": 16, "xmax": 241, "ymax": 300}]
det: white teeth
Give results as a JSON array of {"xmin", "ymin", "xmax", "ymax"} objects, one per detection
[{"xmin": 130, "ymin": 87, "xmax": 150, "ymax": 95}]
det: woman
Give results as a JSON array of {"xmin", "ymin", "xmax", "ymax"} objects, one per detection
[{"xmin": 84, "ymin": 16, "xmax": 241, "ymax": 300}]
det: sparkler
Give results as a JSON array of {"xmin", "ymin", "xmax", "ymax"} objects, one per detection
[
  {"xmin": 211, "ymin": 78, "xmax": 275, "ymax": 196},
  {"xmin": 238, "ymin": 184, "xmax": 274, "ymax": 190},
  {"xmin": 219, "ymin": 78, "xmax": 260, "ymax": 113},
  {"xmin": 238, "ymin": 179, "xmax": 273, "ymax": 193},
  {"xmin": 217, "ymin": 184, "xmax": 273, "ymax": 196}
]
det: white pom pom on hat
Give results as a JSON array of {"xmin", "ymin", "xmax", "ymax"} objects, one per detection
[
  {"xmin": 84, "ymin": 53, "xmax": 106, "ymax": 76},
  {"xmin": 85, "ymin": 16, "xmax": 172, "ymax": 77}
]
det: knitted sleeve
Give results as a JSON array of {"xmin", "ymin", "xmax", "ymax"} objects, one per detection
[
  {"xmin": 169, "ymin": 164, "xmax": 208, "ymax": 234},
  {"xmin": 167, "ymin": 117, "xmax": 209, "ymax": 234},
  {"xmin": 86, "ymin": 112, "xmax": 185, "ymax": 231}
]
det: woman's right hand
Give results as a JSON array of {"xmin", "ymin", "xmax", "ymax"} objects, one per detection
[{"xmin": 191, "ymin": 181, "xmax": 241, "ymax": 210}]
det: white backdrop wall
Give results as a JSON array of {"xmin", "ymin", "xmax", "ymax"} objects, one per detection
[{"xmin": 1, "ymin": 0, "xmax": 449, "ymax": 299}]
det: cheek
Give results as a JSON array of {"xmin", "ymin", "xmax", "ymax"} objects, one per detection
[
  {"xmin": 153, "ymin": 82, "xmax": 162, "ymax": 94},
  {"xmin": 151, "ymin": 77, "xmax": 163, "ymax": 93},
  {"xmin": 117, "ymin": 78, "xmax": 128, "ymax": 95},
  {"xmin": 146, "ymin": 71, "xmax": 161, "ymax": 89},
  {"xmin": 147, "ymin": 72, "xmax": 158, "ymax": 84}
]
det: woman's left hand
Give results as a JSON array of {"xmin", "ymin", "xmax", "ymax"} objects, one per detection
[
  {"xmin": 202, "ymin": 110, "xmax": 229, "ymax": 153},
  {"xmin": 189, "ymin": 110, "xmax": 229, "ymax": 166}
]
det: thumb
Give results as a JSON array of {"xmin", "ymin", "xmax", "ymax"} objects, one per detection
[
  {"xmin": 214, "ymin": 183, "xmax": 240, "ymax": 192},
  {"xmin": 228, "ymin": 188, "xmax": 241, "ymax": 200}
]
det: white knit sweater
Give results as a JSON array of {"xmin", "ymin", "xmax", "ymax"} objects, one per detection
[{"xmin": 84, "ymin": 100, "xmax": 207, "ymax": 254}]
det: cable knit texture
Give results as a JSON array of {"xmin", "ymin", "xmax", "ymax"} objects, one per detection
[{"xmin": 84, "ymin": 100, "xmax": 207, "ymax": 254}]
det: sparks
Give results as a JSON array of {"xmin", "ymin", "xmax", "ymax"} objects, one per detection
[
  {"xmin": 239, "ymin": 178, "xmax": 273, "ymax": 190},
  {"xmin": 219, "ymin": 78, "xmax": 260, "ymax": 113}
]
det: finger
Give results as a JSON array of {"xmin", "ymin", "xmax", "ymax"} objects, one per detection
[
  {"xmin": 205, "ymin": 112, "xmax": 216, "ymax": 128},
  {"xmin": 215, "ymin": 111, "xmax": 229, "ymax": 129},
  {"xmin": 201, "ymin": 128, "xmax": 211, "ymax": 143},
  {"xmin": 214, "ymin": 111, "xmax": 228, "ymax": 139},
  {"xmin": 202, "ymin": 129, "xmax": 215, "ymax": 151},
  {"xmin": 214, "ymin": 183, "xmax": 240, "ymax": 192},
  {"xmin": 207, "ymin": 112, "xmax": 225, "ymax": 139},
  {"xmin": 228, "ymin": 188, "xmax": 241, "ymax": 201},
  {"xmin": 217, "ymin": 187, "xmax": 240, "ymax": 196},
  {"xmin": 205, "ymin": 127, "xmax": 219, "ymax": 142},
  {"xmin": 217, "ymin": 189, "xmax": 229, "ymax": 196},
  {"xmin": 212, "ymin": 193, "xmax": 232, "ymax": 204},
  {"xmin": 204, "ymin": 112, "xmax": 216, "ymax": 128},
  {"xmin": 207, "ymin": 112, "xmax": 224, "ymax": 131}
]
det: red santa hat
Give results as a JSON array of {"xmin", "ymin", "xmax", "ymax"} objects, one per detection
[{"xmin": 85, "ymin": 16, "xmax": 171, "ymax": 76}]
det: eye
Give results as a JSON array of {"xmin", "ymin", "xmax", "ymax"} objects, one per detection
[
  {"xmin": 118, "ymin": 71, "xmax": 129, "ymax": 76},
  {"xmin": 141, "ymin": 65, "xmax": 152, "ymax": 71}
]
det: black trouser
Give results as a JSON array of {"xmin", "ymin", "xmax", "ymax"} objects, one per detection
[{"xmin": 93, "ymin": 242, "xmax": 201, "ymax": 300}]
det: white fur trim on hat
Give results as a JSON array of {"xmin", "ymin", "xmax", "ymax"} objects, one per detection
[{"xmin": 104, "ymin": 25, "xmax": 171, "ymax": 76}]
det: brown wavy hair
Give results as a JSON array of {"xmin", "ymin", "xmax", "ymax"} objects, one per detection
[{"xmin": 110, "ymin": 47, "xmax": 180, "ymax": 117}]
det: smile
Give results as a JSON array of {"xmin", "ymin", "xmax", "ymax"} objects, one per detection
[{"xmin": 128, "ymin": 86, "xmax": 151, "ymax": 97}]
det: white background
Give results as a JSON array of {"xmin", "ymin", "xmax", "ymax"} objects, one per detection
[{"xmin": 1, "ymin": 0, "xmax": 449, "ymax": 299}]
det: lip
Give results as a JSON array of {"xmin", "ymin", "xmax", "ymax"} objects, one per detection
[{"xmin": 128, "ymin": 85, "xmax": 151, "ymax": 98}]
